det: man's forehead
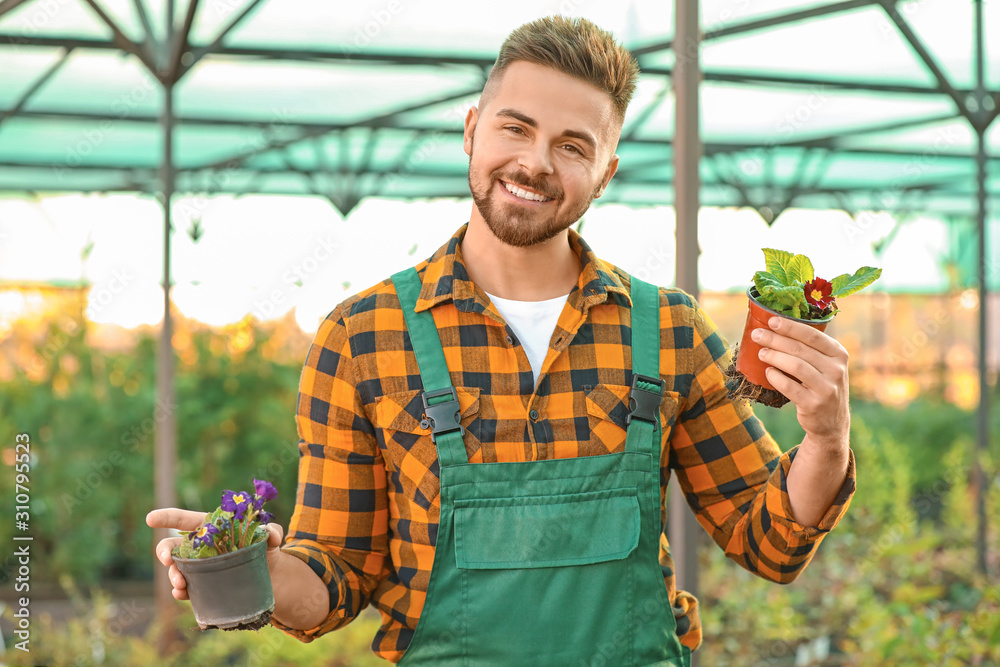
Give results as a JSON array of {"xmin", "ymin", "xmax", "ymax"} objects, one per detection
[{"xmin": 483, "ymin": 61, "xmax": 619, "ymax": 143}]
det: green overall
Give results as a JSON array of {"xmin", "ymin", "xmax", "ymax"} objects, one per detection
[{"xmin": 391, "ymin": 268, "xmax": 692, "ymax": 667}]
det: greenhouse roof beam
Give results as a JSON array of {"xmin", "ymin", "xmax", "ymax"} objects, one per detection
[
  {"xmin": 80, "ymin": 0, "xmax": 157, "ymax": 74},
  {"xmin": 879, "ymin": 0, "xmax": 968, "ymax": 121},
  {"xmin": 2, "ymin": 33, "xmax": 990, "ymax": 100},
  {"xmin": 783, "ymin": 113, "xmax": 960, "ymax": 149},
  {"xmin": 167, "ymin": 0, "xmax": 200, "ymax": 81},
  {"xmin": 0, "ymin": 46, "xmax": 71, "ymax": 129},
  {"xmin": 173, "ymin": 0, "xmax": 264, "ymax": 80},
  {"xmin": 180, "ymin": 86, "xmax": 482, "ymax": 174},
  {"xmin": 130, "ymin": 0, "xmax": 156, "ymax": 62},
  {"xmin": 630, "ymin": 0, "xmax": 879, "ymax": 57},
  {"xmin": 6, "ymin": 109, "xmax": 964, "ymax": 157},
  {"xmin": 0, "ymin": 0, "xmax": 30, "ymax": 18}
]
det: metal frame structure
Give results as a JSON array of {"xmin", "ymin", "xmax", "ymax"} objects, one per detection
[
  {"xmin": 0, "ymin": 0, "xmax": 994, "ymax": 654},
  {"xmin": 2, "ymin": 3, "xmax": 999, "ymax": 212}
]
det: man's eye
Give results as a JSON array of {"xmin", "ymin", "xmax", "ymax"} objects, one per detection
[
  {"xmin": 505, "ymin": 126, "xmax": 525, "ymax": 134},
  {"xmin": 562, "ymin": 144, "xmax": 582, "ymax": 154}
]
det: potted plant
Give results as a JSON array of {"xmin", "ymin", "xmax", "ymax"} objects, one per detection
[
  {"xmin": 725, "ymin": 248, "xmax": 882, "ymax": 408},
  {"xmin": 171, "ymin": 478, "xmax": 278, "ymax": 631}
]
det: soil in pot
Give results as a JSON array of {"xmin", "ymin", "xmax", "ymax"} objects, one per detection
[{"xmin": 173, "ymin": 538, "xmax": 275, "ymax": 631}]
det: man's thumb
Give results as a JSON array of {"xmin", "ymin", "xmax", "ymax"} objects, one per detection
[{"xmin": 266, "ymin": 523, "xmax": 284, "ymax": 550}]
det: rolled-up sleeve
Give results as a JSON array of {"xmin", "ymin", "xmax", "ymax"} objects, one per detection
[
  {"xmin": 669, "ymin": 295, "xmax": 856, "ymax": 583},
  {"xmin": 270, "ymin": 306, "xmax": 390, "ymax": 642}
]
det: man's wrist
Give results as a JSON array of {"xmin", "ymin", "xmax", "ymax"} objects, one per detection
[{"xmin": 801, "ymin": 430, "xmax": 849, "ymax": 457}]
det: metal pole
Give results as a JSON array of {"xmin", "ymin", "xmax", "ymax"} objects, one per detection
[
  {"xmin": 154, "ymin": 79, "xmax": 179, "ymax": 656},
  {"xmin": 672, "ymin": 1, "xmax": 701, "ymax": 658},
  {"xmin": 972, "ymin": 0, "xmax": 990, "ymax": 577},
  {"xmin": 974, "ymin": 124, "xmax": 989, "ymax": 576}
]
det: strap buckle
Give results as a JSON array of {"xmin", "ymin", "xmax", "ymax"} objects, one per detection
[
  {"xmin": 626, "ymin": 374, "xmax": 665, "ymax": 426},
  {"xmin": 421, "ymin": 387, "xmax": 465, "ymax": 443}
]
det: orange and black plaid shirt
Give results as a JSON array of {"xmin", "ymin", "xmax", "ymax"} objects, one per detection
[{"xmin": 271, "ymin": 224, "xmax": 856, "ymax": 662}]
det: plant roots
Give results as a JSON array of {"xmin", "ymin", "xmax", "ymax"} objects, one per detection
[
  {"xmin": 197, "ymin": 609, "xmax": 272, "ymax": 632},
  {"xmin": 724, "ymin": 344, "xmax": 791, "ymax": 409}
]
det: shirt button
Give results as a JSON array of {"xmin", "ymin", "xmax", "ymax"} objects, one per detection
[
  {"xmin": 506, "ymin": 335, "xmax": 514, "ymax": 345},
  {"xmin": 529, "ymin": 409, "xmax": 539, "ymax": 421}
]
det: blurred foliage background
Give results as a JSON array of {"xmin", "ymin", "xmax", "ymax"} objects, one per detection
[{"xmin": 1, "ymin": 312, "xmax": 998, "ymax": 665}]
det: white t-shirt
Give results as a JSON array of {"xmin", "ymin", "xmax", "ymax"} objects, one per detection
[{"xmin": 484, "ymin": 291, "xmax": 570, "ymax": 388}]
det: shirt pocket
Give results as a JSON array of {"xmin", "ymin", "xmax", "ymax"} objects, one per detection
[
  {"xmin": 374, "ymin": 387, "xmax": 483, "ymax": 506},
  {"xmin": 585, "ymin": 383, "xmax": 682, "ymax": 453}
]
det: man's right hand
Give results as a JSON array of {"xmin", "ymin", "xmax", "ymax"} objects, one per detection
[{"xmin": 145, "ymin": 508, "xmax": 284, "ymax": 601}]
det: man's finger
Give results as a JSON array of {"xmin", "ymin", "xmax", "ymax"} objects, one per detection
[
  {"xmin": 768, "ymin": 317, "xmax": 844, "ymax": 357},
  {"xmin": 146, "ymin": 508, "xmax": 207, "ymax": 532},
  {"xmin": 266, "ymin": 523, "xmax": 284, "ymax": 550},
  {"xmin": 155, "ymin": 537, "xmax": 183, "ymax": 566},
  {"xmin": 169, "ymin": 564, "xmax": 188, "ymax": 591}
]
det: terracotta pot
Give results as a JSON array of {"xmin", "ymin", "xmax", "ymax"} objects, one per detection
[
  {"xmin": 735, "ymin": 286, "xmax": 834, "ymax": 391},
  {"xmin": 173, "ymin": 538, "xmax": 274, "ymax": 630}
]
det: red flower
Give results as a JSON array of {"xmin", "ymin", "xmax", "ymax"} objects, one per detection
[{"xmin": 804, "ymin": 277, "xmax": 834, "ymax": 309}]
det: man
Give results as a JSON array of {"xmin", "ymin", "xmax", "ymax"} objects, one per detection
[{"xmin": 148, "ymin": 16, "xmax": 855, "ymax": 665}]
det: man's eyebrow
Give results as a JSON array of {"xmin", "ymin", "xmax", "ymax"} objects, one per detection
[{"xmin": 494, "ymin": 107, "xmax": 597, "ymax": 151}]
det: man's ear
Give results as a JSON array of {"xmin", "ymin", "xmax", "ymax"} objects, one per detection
[
  {"xmin": 597, "ymin": 154, "xmax": 620, "ymax": 197},
  {"xmin": 463, "ymin": 106, "xmax": 480, "ymax": 156}
]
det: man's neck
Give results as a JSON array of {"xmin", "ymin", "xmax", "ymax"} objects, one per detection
[{"xmin": 461, "ymin": 216, "xmax": 581, "ymax": 301}]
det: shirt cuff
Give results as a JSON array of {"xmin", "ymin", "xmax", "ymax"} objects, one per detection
[
  {"xmin": 766, "ymin": 445, "xmax": 856, "ymax": 541},
  {"xmin": 268, "ymin": 540, "xmax": 343, "ymax": 642}
]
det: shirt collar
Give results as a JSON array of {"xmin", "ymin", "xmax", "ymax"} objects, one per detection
[{"xmin": 415, "ymin": 223, "xmax": 633, "ymax": 315}]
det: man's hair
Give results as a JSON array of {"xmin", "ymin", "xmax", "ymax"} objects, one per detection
[{"xmin": 482, "ymin": 16, "xmax": 640, "ymax": 123}]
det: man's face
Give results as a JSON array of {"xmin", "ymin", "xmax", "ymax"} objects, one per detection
[{"xmin": 463, "ymin": 61, "xmax": 621, "ymax": 248}]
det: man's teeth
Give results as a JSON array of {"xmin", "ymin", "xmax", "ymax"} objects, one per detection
[{"xmin": 504, "ymin": 181, "xmax": 552, "ymax": 202}]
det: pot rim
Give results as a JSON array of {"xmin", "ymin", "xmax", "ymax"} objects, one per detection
[
  {"xmin": 173, "ymin": 533, "xmax": 268, "ymax": 568},
  {"xmin": 746, "ymin": 285, "xmax": 835, "ymax": 325}
]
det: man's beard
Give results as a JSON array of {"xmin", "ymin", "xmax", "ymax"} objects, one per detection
[{"xmin": 467, "ymin": 142, "xmax": 601, "ymax": 248}]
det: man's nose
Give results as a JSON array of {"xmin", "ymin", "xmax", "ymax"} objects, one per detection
[{"xmin": 516, "ymin": 141, "xmax": 554, "ymax": 177}]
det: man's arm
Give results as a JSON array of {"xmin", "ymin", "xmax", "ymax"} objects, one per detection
[
  {"xmin": 146, "ymin": 509, "xmax": 330, "ymax": 628},
  {"xmin": 664, "ymin": 293, "xmax": 856, "ymax": 583},
  {"xmin": 148, "ymin": 304, "xmax": 386, "ymax": 640},
  {"xmin": 751, "ymin": 315, "xmax": 851, "ymax": 528},
  {"xmin": 270, "ymin": 305, "xmax": 390, "ymax": 641}
]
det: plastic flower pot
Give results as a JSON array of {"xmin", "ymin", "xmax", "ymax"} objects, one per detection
[
  {"xmin": 735, "ymin": 286, "xmax": 834, "ymax": 391},
  {"xmin": 173, "ymin": 538, "xmax": 274, "ymax": 630}
]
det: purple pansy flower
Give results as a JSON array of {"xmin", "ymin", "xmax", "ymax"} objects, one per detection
[
  {"xmin": 192, "ymin": 522, "xmax": 220, "ymax": 549},
  {"xmin": 222, "ymin": 489, "xmax": 252, "ymax": 521},
  {"xmin": 253, "ymin": 479, "xmax": 278, "ymax": 502},
  {"xmin": 257, "ymin": 511, "xmax": 274, "ymax": 525}
]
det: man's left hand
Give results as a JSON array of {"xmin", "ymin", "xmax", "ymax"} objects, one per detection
[{"xmin": 751, "ymin": 315, "xmax": 850, "ymax": 451}]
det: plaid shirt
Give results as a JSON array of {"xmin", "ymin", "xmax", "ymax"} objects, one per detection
[{"xmin": 271, "ymin": 224, "xmax": 856, "ymax": 662}]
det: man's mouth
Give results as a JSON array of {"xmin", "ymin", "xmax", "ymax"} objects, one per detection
[{"xmin": 499, "ymin": 179, "xmax": 555, "ymax": 203}]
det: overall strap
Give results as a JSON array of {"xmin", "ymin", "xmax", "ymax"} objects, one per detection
[
  {"xmin": 391, "ymin": 267, "xmax": 469, "ymax": 468},
  {"xmin": 624, "ymin": 276, "xmax": 664, "ymax": 461}
]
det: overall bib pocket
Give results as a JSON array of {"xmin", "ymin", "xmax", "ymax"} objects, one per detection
[
  {"xmin": 454, "ymin": 487, "xmax": 640, "ymax": 569},
  {"xmin": 450, "ymin": 486, "xmax": 643, "ymax": 663}
]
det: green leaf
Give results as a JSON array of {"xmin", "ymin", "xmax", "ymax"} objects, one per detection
[
  {"xmin": 754, "ymin": 272, "xmax": 807, "ymax": 316},
  {"xmin": 173, "ymin": 538, "xmax": 198, "ymax": 559},
  {"xmin": 771, "ymin": 286, "xmax": 805, "ymax": 307},
  {"xmin": 251, "ymin": 525, "xmax": 269, "ymax": 544},
  {"xmin": 830, "ymin": 266, "xmax": 883, "ymax": 298},
  {"xmin": 196, "ymin": 543, "xmax": 220, "ymax": 558},
  {"xmin": 762, "ymin": 248, "xmax": 794, "ymax": 284},
  {"xmin": 785, "ymin": 254, "xmax": 814, "ymax": 284},
  {"xmin": 753, "ymin": 270, "xmax": 784, "ymax": 295}
]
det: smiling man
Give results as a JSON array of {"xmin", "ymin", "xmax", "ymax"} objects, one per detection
[{"xmin": 148, "ymin": 16, "xmax": 856, "ymax": 666}]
